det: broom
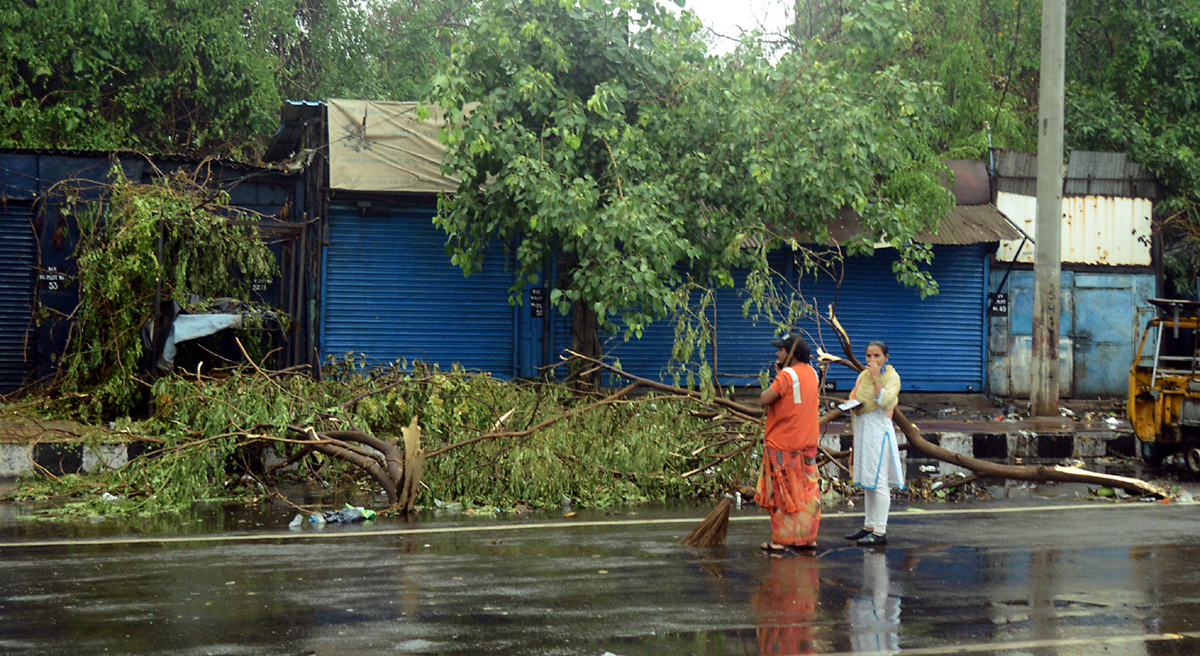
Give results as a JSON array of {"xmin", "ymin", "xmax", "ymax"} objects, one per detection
[
  {"xmin": 679, "ymin": 332, "xmax": 802, "ymax": 547},
  {"xmin": 677, "ymin": 438, "xmax": 755, "ymax": 547}
]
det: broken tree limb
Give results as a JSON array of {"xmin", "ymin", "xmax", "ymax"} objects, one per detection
[
  {"xmin": 565, "ymin": 351, "xmax": 764, "ymax": 421},
  {"xmin": 826, "ymin": 314, "xmax": 1169, "ymax": 498},
  {"xmin": 396, "ymin": 417, "xmax": 425, "ymax": 512},
  {"xmin": 287, "ymin": 426, "xmax": 405, "ymax": 506},
  {"xmin": 893, "ymin": 411, "xmax": 1168, "ymax": 497}
]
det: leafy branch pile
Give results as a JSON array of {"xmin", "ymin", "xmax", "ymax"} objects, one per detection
[
  {"xmin": 47, "ymin": 165, "xmax": 279, "ymax": 419},
  {"xmin": 13, "ymin": 356, "xmax": 771, "ymax": 517}
]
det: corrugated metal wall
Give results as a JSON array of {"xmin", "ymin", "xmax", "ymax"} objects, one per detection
[
  {"xmin": 321, "ymin": 204, "xmax": 518, "ymax": 376},
  {"xmin": 599, "ymin": 246, "xmax": 988, "ymax": 392},
  {"xmin": 797, "ymin": 245, "xmax": 989, "ymax": 392},
  {"xmin": 601, "ymin": 251, "xmax": 791, "ymax": 388},
  {"xmin": 0, "ymin": 207, "xmax": 34, "ymax": 392},
  {"xmin": 995, "ymin": 192, "xmax": 1153, "ymax": 266}
]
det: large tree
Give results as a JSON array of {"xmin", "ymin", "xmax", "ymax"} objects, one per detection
[
  {"xmin": 1063, "ymin": 0, "xmax": 1200, "ymax": 292},
  {"xmin": 428, "ymin": 0, "xmax": 954, "ymax": 373},
  {"xmin": 0, "ymin": 0, "xmax": 472, "ymax": 160}
]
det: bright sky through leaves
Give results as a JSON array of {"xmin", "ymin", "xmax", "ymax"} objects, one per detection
[{"xmin": 663, "ymin": 0, "xmax": 789, "ymax": 54}]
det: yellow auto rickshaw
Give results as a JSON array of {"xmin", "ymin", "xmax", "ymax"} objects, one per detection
[{"xmin": 1128, "ymin": 297, "xmax": 1200, "ymax": 472}]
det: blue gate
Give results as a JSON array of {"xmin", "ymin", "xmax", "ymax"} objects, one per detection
[{"xmin": 321, "ymin": 204, "xmax": 518, "ymax": 376}]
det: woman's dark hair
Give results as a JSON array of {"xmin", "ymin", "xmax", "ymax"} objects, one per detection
[
  {"xmin": 866, "ymin": 340, "xmax": 889, "ymax": 357},
  {"xmin": 790, "ymin": 338, "xmax": 812, "ymax": 364}
]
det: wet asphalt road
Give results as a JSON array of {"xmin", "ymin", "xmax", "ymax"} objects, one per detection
[{"xmin": 1, "ymin": 492, "xmax": 1199, "ymax": 656}]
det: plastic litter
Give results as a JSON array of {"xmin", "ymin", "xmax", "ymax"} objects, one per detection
[
  {"xmin": 100, "ymin": 492, "xmax": 120, "ymax": 502},
  {"xmin": 288, "ymin": 514, "xmax": 304, "ymax": 528},
  {"xmin": 315, "ymin": 504, "xmax": 377, "ymax": 524}
]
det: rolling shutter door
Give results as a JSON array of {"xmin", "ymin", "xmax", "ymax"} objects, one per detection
[
  {"xmin": 322, "ymin": 204, "xmax": 516, "ymax": 376},
  {"xmin": 796, "ymin": 245, "xmax": 988, "ymax": 392},
  {"xmin": 0, "ymin": 209, "xmax": 34, "ymax": 392}
]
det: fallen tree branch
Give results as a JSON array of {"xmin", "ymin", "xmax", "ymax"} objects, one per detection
[
  {"xmin": 827, "ymin": 313, "xmax": 1169, "ymax": 498},
  {"xmin": 565, "ymin": 351, "xmax": 764, "ymax": 421}
]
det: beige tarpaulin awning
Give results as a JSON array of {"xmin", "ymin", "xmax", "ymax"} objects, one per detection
[{"xmin": 327, "ymin": 99, "xmax": 461, "ymax": 193}]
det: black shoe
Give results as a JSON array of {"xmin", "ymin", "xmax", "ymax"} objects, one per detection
[
  {"xmin": 857, "ymin": 532, "xmax": 888, "ymax": 546},
  {"xmin": 844, "ymin": 528, "xmax": 872, "ymax": 541}
]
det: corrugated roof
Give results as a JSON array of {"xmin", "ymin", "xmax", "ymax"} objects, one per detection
[
  {"xmin": 945, "ymin": 160, "xmax": 990, "ymax": 204},
  {"xmin": 993, "ymin": 148, "xmax": 1158, "ymax": 199},
  {"xmin": 994, "ymin": 149, "xmax": 1039, "ymax": 196},
  {"xmin": 810, "ymin": 159, "xmax": 1020, "ymax": 246},
  {"xmin": 820, "ymin": 203, "xmax": 1021, "ymax": 246},
  {"xmin": 0, "ymin": 147, "xmax": 270, "ymax": 172},
  {"xmin": 1065, "ymin": 151, "xmax": 1158, "ymax": 198}
]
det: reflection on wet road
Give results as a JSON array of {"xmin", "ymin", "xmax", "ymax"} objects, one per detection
[{"xmin": 1, "ymin": 500, "xmax": 1199, "ymax": 655}]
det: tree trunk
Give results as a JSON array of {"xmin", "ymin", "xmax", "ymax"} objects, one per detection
[{"xmin": 571, "ymin": 301, "xmax": 602, "ymax": 392}]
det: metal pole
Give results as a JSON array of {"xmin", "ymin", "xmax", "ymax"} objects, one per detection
[{"xmin": 1031, "ymin": 0, "xmax": 1066, "ymax": 415}]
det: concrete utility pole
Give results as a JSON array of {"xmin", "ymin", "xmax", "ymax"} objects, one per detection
[{"xmin": 1031, "ymin": 0, "xmax": 1066, "ymax": 416}]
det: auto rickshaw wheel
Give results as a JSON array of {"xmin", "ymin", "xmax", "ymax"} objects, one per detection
[
  {"xmin": 1185, "ymin": 438, "xmax": 1200, "ymax": 475},
  {"xmin": 1141, "ymin": 441, "xmax": 1167, "ymax": 467}
]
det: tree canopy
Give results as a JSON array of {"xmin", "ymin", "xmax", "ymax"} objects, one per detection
[
  {"xmin": 0, "ymin": 0, "xmax": 469, "ymax": 160},
  {"xmin": 428, "ymin": 0, "xmax": 955, "ymax": 362}
]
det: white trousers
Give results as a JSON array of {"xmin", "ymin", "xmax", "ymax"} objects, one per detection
[{"xmin": 863, "ymin": 460, "xmax": 891, "ymax": 534}]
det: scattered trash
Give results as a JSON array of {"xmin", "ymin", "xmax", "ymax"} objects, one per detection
[
  {"xmin": 1095, "ymin": 487, "xmax": 1115, "ymax": 498},
  {"xmin": 433, "ymin": 499, "xmax": 462, "ymax": 512},
  {"xmin": 100, "ymin": 492, "xmax": 120, "ymax": 502},
  {"xmin": 563, "ymin": 511, "xmax": 577, "ymax": 518},
  {"xmin": 319, "ymin": 504, "xmax": 376, "ymax": 523},
  {"xmin": 919, "ymin": 465, "xmax": 938, "ymax": 473},
  {"xmin": 1063, "ymin": 458, "xmax": 1084, "ymax": 468},
  {"xmin": 1179, "ymin": 491, "xmax": 1195, "ymax": 503},
  {"xmin": 288, "ymin": 514, "xmax": 304, "ymax": 528},
  {"xmin": 1105, "ymin": 417, "xmax": 1121, "ymax": 427},
  {"xmin": 930, "ymin": 481, "xmax": 944, "ymax": 491},
  {"xmin": 1059, "ymin": 407, "xmax": 1076, "ymax": 418}
]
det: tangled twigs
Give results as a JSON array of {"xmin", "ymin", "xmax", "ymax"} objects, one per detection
[
  {"xmin": 826, "ymin": 312, "xmax": 1169, "ymax": 498},
  {"xmin": 287, "ymin": 425, "xmax": 404, "ymax": 505},
  {"xmin": 425, "ymin": 383, "xmax": 642, "ymax": 458},
  {"xmin": 564, "ymin": 350, "xmax": 763, "ymax": 421}
]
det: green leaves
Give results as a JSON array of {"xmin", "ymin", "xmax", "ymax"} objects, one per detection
[{"xmin": 55, "ymin": 165, "xmax": 280, "ymax": 416}]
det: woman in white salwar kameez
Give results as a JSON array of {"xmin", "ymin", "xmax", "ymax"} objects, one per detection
[{"xmin": 844, "ymin": 341, "xmax": 903, "ymax": 547}]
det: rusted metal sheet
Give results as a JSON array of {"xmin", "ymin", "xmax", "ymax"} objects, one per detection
[
  {"xmin": 993, "ymin": 149, "xmax": 1159, "ymax": 199},
  {"xmin": 945, "ymin": 160, "xmax": 990, "ymax": 204},
  {"xmin": 995, "ymin": 192, "xmax": 1152, "ymax": 265},
  {"xmin": 1065, "ymin": 151, "xmax": 1159, "ymax": 199}
]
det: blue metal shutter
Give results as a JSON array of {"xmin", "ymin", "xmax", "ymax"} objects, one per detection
[
  {"xmin": 604, "ymin": 250, "xmax": 790, "ymax": 387},
  {"xmin": 322, "ymin": 204, "xmax": 517, "ymax": 376},
  {"xmin": 707, "ymin": 250, "xmax": 792, "ymax": 386},
  {"xmin": 796, "ymin": 245, "xmax": 988, "ymax": 392},
  {"xmin": 0, "ymin": 209, "xmax": 34, "ymax": 392}
]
